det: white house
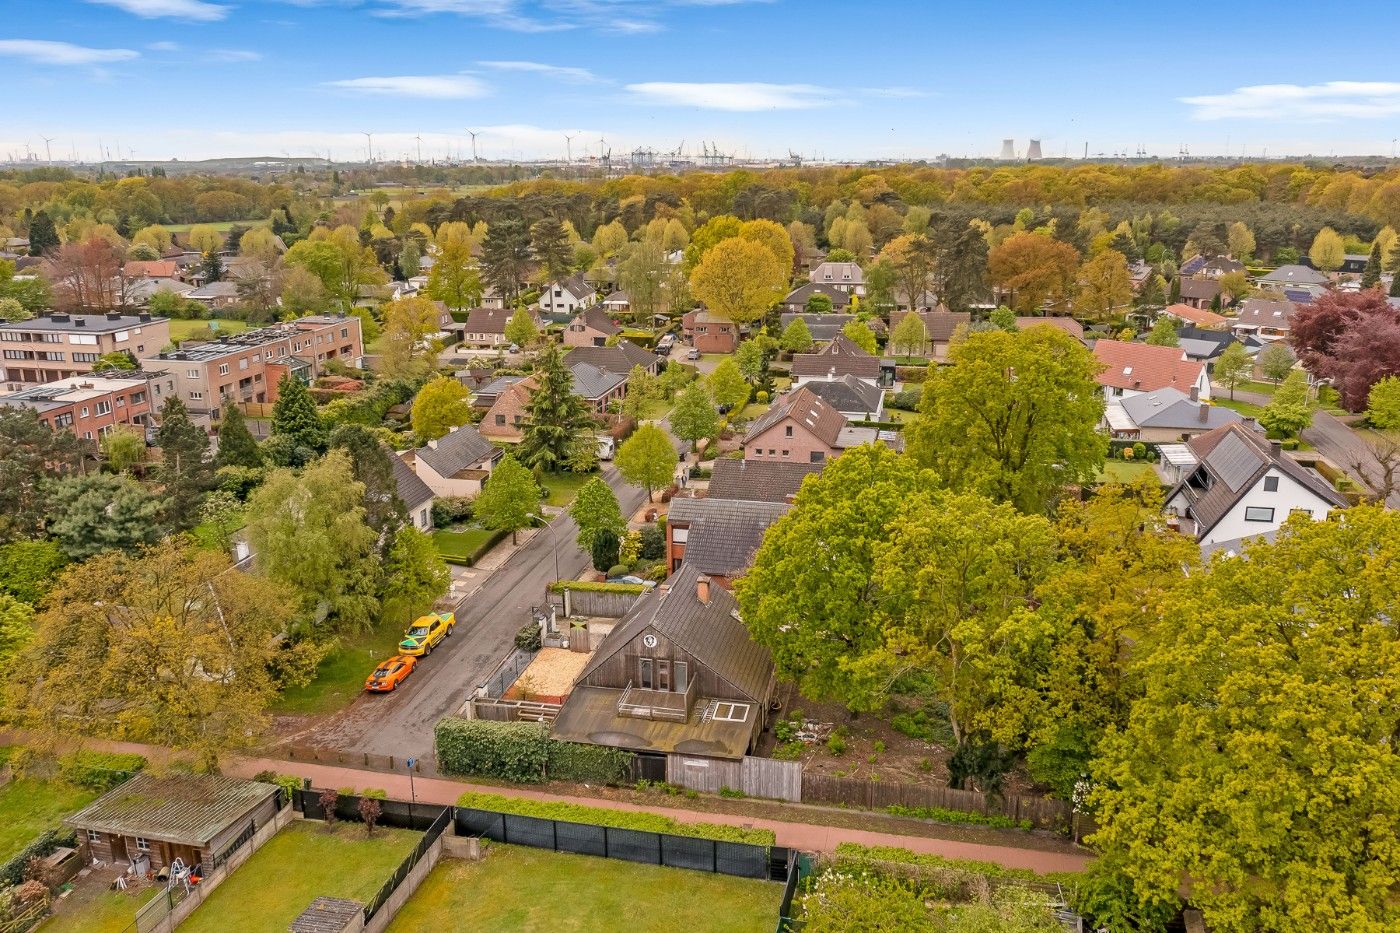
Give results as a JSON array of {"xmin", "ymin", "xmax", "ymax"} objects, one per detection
[
  {"xmin": 410, "ymin": 423, "xmax": 503, "ymax": 498},
  {"xmin": 392, "ymin": 453, "xmax": 436, "ymax": 531},
  {"xmin": 1164, "ymin": 422, "xmax": 1348, "ymax": 551},
  {"xmin": 538, "ymin": 273, "xmax": 597, "ymax": 317},
  {"xmin": 808, "ymin": 261, "xmax": 866, "ymax": 297}
]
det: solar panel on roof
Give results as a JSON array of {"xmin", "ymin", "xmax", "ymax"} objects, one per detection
[
  {"xmin": 1283, "ymin": 289, "xmax": 1314, "ymax": 303},
  {"xmin": 1205, "ymin": 432, "xmax": 1264, "ymax": 492}
]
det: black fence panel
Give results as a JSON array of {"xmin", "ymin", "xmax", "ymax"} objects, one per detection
[
  {"xmin": 555, "ymin": 820, "xmax": 607, "ymax": 857},
  {"xmin": 456, "ymin": 808, "xmax": 505, "ymax": 840},
  {"xmin": 604, "ymin": 827, "xmax": 662, "ymax": 866},
  {"xmin": 294, "ymin": 789, "xmax": 447, "ymax": 831},
  {"xmin": 502, "ymin": 814, "xmax": 555, "ymax": 849},
  {"xmin": 661, "ymin": 834, "xmax": 715, "ymax": 873},
  {"xmin": 715, "ymin": 840, "xmax": 769, "ymax": 880}
]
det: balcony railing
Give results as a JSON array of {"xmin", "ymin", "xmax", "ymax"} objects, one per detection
[{"xmin": 617, "ymin": 676, "xmax": 696, "ymax": 722}]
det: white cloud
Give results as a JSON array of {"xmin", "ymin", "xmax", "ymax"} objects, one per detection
[
  {"xmin": 210, "ymin": 49, "xmax": 263, "ymax": 62},
  {"xmin": 323, "ymin": 74, "xmax": 491, "ymax": 98},
  {"xmin": 371, "ymin": 0, "xmax": 572, "ymax": 31},
  {"xmin": 0, "ymin": 40, "xmax": 139, "ymax": 66},
  {"xmin": 626, "ymin": 82, "xmax": 840, "ymax": 111},
  {"xmin": 476, "ymin": 60, "xmax": 601, "ymax": 82},
  {"xmin": 862, "ymin": 86, "xmax": 931, "ymax": 99},
  {"xmin": 1182, "ymin": 81, "xmax": 1400, "ymax": 121},
  {"xmin": 85, "ymin": 0, "xmax": 229, "ymax": 21},
  {"xmin": 147, "ymin": 41, "xmax": 181, "ymax": 51}
]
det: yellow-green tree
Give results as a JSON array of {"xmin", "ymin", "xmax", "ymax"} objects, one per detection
[
  {"xmin": 988, "ymin": 231, "xmax": 1081, "ymax": 313},
  {"xmin": 411, "ymin": 375, "xmax": 471, "ymax": 440},
  {"xmin": 1074, "ymin": 249, "xmax": 1133, "ymax": 322},
  {"xmin": 1309, "ymin": 226, "xmax": 1345, "ymax": 272},
  {"xmin": 739, "ymin": 219, "xmax": 795, "ymax": 271},
  {"xmin": 379, "ymin": 296, "xmax": 442, "ymax": 378},
  {"xmin": 187, "ymin": 224, "xmax": 223, "ymax": 254},
  {"xmin": 689, "ymin": 237, "xmax": 787, "ymax": 326}
]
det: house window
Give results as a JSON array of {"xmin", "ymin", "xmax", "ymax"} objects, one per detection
[
  {"xmin": 810, "ymin": 451, "xmax": 825, "ymax": 463},
  {"xmin": 341, "ymin": 328, "xmax": 349, "ymax": 339},
  {"xmin": 189, "ymin": 391, "xmax": 203, "ymax": 401},
  {"xmin": 1263, "ymin": 476, "xmax": 1279, "ymax": 492},
  {"xmin": 95, "ymin": 401, "xmax": 111, "ymax": 415},
  {"xmin": 239, "ymin": 358, "xmax": 249, "ymax": 370},
  {"xmin": 495, "ymin": 414, "xmax": 506, "ymax": 425},
  {"xmin": 86, "ymin": 829, "xmax": 101, "ymax": 842},
  {"xmin": 784, "ymin": 425, "xmax": 793, "ymax": 437},
  {"xmin": 1244, "ymin": 506, "xmax": 1275, "ymax": 523},
  {"xmin": 639, "ymin": 658, "xmax": 654, "ymax": 690},
  {"xmin": 670, "ymin": 527, "xmax": 688, "ymax": 544},
  {"xmin": 134, "ymin": 837, "xmax": 151, "ymax": 852},
  {"xmin": 419, "ymin": 508, "xmax": 429, "ymax": 527},
  {"xmin": 712, "ymin": 702, "xmax": 750, "ymax": 723},
  {"xmin": 674, "ymin": 661, "xmax": 688, "ymax": 693},
  {"xmin": 657, "ymin": 660, "xmax": 671, "ymax": 691},
  {"xmin": 218, "ymin": 363, "xmax": 230, "ymax": 375},
  {"xmin": 768, "ymin": 449, "xmax": 775, "ymax": 456},
  {"xmin": 187, "ymin": 369, "xmax": 199, "ymax": 378},
  {"xmin": 781, "ymin": 450, "xmax": 789, "ymax": 457}
]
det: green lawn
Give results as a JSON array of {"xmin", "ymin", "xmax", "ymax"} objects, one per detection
[
  {"xmin": 181, "ymin": 822, "xmax": 418, "ymax": 933},
  {"xmin": 539, "ymin": 471, "xmax": 591, "ymax": 507},
  {"xmin": 637, "ymin": 397, "xmax": 674, "ymax": 420},
  {"xmin": 0, "ymin": 778, "xmax": 98, "ymax": 863},
  {"xmin": 386, "ymin": 845, "xmax": 778, "ymax": 933},
  {"xmin": 169, "ymin": 318, "xmax": 252, "ymax": 342},
  {"xmin": 432, "ymin": 526, "xmax": 501, "ymax": 564},
  {"xmin": 1096, "ymin": 460, "xmax": 1159, "ymax": 484},
  {"xmin": 41, "ymin": 885, "xmax": 156, "ymax": 933},
  {"xmin": 161, "ymin": 221, "xmax": 267, "ymax": 234},
  {"xmin": 271, "ymin": 620, "xmax": 404, "ymax": 715},
  {"xmin": 1212, "ymin": 397, "xmax": 1268, "ymax": 420},
  {"xmin": 188, "ymin": 506, "xmax": 247, "ymax": 552}
]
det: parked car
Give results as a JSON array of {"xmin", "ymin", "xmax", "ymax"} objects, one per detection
[
  {"xmin": 606, "ymin": 575, "xmax": 657, "ymax": 589},
  {"xmin": 686, "ymin": 348, "xmax": 701, "ymax": 360},
  {"xmin": 398, "ymin": 611, "xmax": 455, "ymax": 656},
  {"xmin": 655, "ymin": 335, "xmax": 676, "ymax": 355},
  {"xmin": 364, "ymin": 654, "xmax": 417, "ymax": 692}
]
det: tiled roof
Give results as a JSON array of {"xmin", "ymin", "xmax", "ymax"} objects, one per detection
[
  {"xmin": 1092, "ymin": 339, "xmax": 1205, "ymax": 394},
  {"xmin": 568, "ymin": 360, "xmax": 626, "ymax": 399},
  {"xmin": 1164, "ymin": 303, "xmax": 1228, "ymax": 328},
  {"xmin": 744, "ymin": 386, "xmax": 846, "ymax": 447},
  {"xmin": 392, "ymin": 451, "xmax": 434, "ymax": 507},
  {"xmin": 1116, "ymin": 388, "xmax": 1244, "ymax": 431},
  {"xmin": 1016, "ymin": 316, "xmax": 1085, "ymax": 341},
  {"xmin": 791, "ymin": 334, "xmax": 879, "ymax": 379},
  {"xmin": 1235, "ymin": 296, "xmax": 1297, "ymax": 329},
  {"xmin": 571, "ymin": 306, "xmax": 620, "ymax": 336},
  {"xmin": 65, "ymin": 774, "xmax": 279, "ymax": 846},
  {"xmin": 187, "ymin": 281, "xmax": 240, "ymax": 299},
  {"xmin": 778, "ymin": 313, "xmax": 858, "ymax": 343},
  {"xmin": 668, "ymin": 497, "xmax": 790, "ymax": 578},
  {"xmin": 810, "ymin": 261, "xmax": 865, "ymax": 286},
  {"xmin": 781, "ymin": 283, "xmax": 850, "ymax": 309},
  {"xmin": 801, "ymin": 374, "xmax": 883, "ymax": 415},
  {"xmin": 563, "ymin": 340, "xmax": 657, "ymax": 375},
  {"xmin": 1178, "ymin": 277, "xmax": 1221, "ymax": 301},
  {"xmin": 463, "ymin": 306, "xmax": 514, "ymax": 335},
  {"xmin": 123, "ymin": 260, "xmax": 179, "ymax": 278},
  {"xmin": 706, "ymin": 459, "xmax": 822, "ymax": 503},
  {"xmin": 1259, "ymin": 264, "xmax": 1329, "ymax": 287},
  {"xmin": 415, "ymin": 423, "xmax": 496, "ymax": 477}
]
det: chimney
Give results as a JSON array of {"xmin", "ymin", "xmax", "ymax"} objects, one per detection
[
  {"xmin": 1198, "ymin": 403, "xmax": 1209, "ymax": 423},
  {"xmin": 828, "ymin": 366, "xmax": 836, "ymax": 380},
  {"xmin": 50, "ymin": 312, "xmax": 69, "ymax": 322},
  {"xmin": 1269, "ymin": 440, "xmax": 1282, "ymax": 456},
  {"xmin": 1189, "ymin": 386, "xmax": 1199, "ymax": 402},
  {"xmin": 696, "ymin": 574, "xmax": 711, "ymax": 605},
  {"xmin": 74, "ymin": 317, "xmax": 86, "ymax": 327},
  {"xmin": 106, "ymin": 311, "xmax": 121, "ymax": 321},
  {"xmin": 426, "ymin": 438, "xmax": 438, "ymax": 449}
]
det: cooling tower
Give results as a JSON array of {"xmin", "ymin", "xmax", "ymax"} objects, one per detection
[{"xmin": 999, "ymin": 139, "xmax": 1016, "ymax": 160}]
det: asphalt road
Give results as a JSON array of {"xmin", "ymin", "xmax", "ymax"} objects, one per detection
[{"xmin": 297, "ymin": 425, "xmax": 683, "ymax": 761}]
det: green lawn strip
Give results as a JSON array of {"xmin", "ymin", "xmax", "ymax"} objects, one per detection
[
  {"xmin": 272, "ymin": 619, "xmax": 405, "ymax": 715},
  {"xmin": 431, "ymin": 527, "xmax": 500, "ymax": 564},
  {"xmin": 188, "ymin": 507, "xmax": 247, "ymax": 552},
  {"xmin": 40, "ymin": 885, "xmax": 156, "ymax": 933},
  {"xmin": 1095, "ymin": 460, "xmax": 1159, "ymax": 484},
  {"xmin": 538, "ymin": 471, "xmax": 590, "ymax": 507},
  {"xmin": 180, "ymin": 822, "xmax": 418, "ymax": 933},
  {"xmin": 168, "ymin": 318, "xmax": 252, "ymax": 342},
  {"xmin": 456, "ymin": 791, "xmax": 774, "ymax": 845},
  {"xmin": 386, "ymin": 845, "xmax": 776, "ymax": 933},
  {"xmin": 0, "ymin": 779, "xmax": 98, "ymax": 863},
  {"xmin": 638, "ymin": 397, "xmax": 674, "ymax": 420},
  {"xmin": 1212, "ymin": 397, "xmax": 1267, "ymax": 420}
]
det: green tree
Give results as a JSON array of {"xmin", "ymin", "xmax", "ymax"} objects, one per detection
[
  {"xmin": 780, "ymin": 317, "xmax": 814, "ymax": 353},
  {"xmin": 689, "ymin": 237, "xmax": 788, "ymax": 326},
  {"xmin": 426, "ymin": 237, "xmax": 483, "ymax": 310},
  {"xmin": 1259, "ymin": 369, "xmax": 1312, "ymax": 438},
  {"xmin": 1212, "ymin": 342, "xmax": 1254, "ymax": 400},
  {"xmin": 682, "ymin": 215, "xmax": 742, "ymax": 269},
  {"xmin": 734, "ymin": 330, "xmax": 777, "ymax": 383},
  {"xmin": 378, "ymin": 295, "xmax": 442, "ymax": 379},
  {"xmin": 568, "ymin": 476, "xmax": 625, "ymax": 553},
  {"xmin": 988, "ymin": 231, "xmax": 1081, "ymax": 313},
  {"xmin": 530, "ymin": 217, "xmax": 573, "ymax": 282},
  {"xmin": 155, "ymin": 396, "xmax": 214, "ymax": 530},
  {"xmin": 989, "ymin": 305, "xmax": 1018, "ymax": 332},
  {"xmin": 1308, "ymin": 225, "xmax": 1345, "ymax": 272},
  {"xmin": 0, "ymin": 594, "xmax": 34, "ymax": 670},
  {"xmin": 670, "ymin": 381, "xmax": 718, "ymax": 450},
  {"xmin": 26, "ymin": 211, "xmax": 59, "ymax": 256},
  {"xmin": 804, "ymin": 293, "xmax": 833, "ymax": 314},
  {"xmin": 1075, "ymin": 249, "xmax": 1134, "ymax": 322},
  {"xmin": 890, "ymin": 312, "xmax": 927, "ymax": 358},
  {"xmin": 328, "ymin": 424, "xmax": 408, "ymax": 549},
  {"xmin": 1362, "ymin": 239, "xmax": 1383, "ymax": 289},
  {"xmin": 47, "ymin": 473, "xmax": 166, "ymax": 560},
  {"xmin": 616, "ymin": 423, "xmax": 675, "ymax": 501},
  {"xmin": 1391, "ymin": 267, "xmax": 1400, "ymax": 298},
  {"xmin": 617, "ymin": 240, "xmax": 668, "ymax": 324},
  {"xmin": 410, "ymin": 376, "xmax": 471, "ymax": 441},
  {"xmin": 840, "ymin": 319, "xmax": 879, "ymax": 355},
  {"xmin": 619, "ymin": 364, "xmax": 659, "ymax": 421},
  {"xmin": 246, "ymin": 450, "xmax": 380, "ymax": 631},
  {"xmin": 707, "ymin": 357, "xmax": 751, "ymax": 413},
  {"xmin": 0, "ymin": 297, "xmax": 28, "ymax": 324},
  {"xmin": 94, "ymin": 350, "xmax": 136, "ymax": 371},
  {"xmin": 519, "ymin": 343, "xmax": 593, "ymax": 473},
  {"xmin": 474, "ymin": 454, "xmax": 540, "ymax": 544},
  {"xmin": 1091, "ymin": 507, "xmax": 1400, "ymax": 933},
  {"xmin": 1366, "ymin": 374, "xmax": 1400, "ymax": 429},
  {"xmin": 590, "ymin": 528, "xmax": 620, "ymax": 572},
  {"xmin": 1144, "ymin": 317, "xmax": 1178, "ymax": 347},
  {"xmin": 1226, "ymin": 221, "xmax": 1255, "ymax": 262},
  {"xmin": 504, "ymin": 305, "xmax": 537, "ymax": 348},
  {"xmin": 215, "ymin": 403, "xmax": 262, "ymax": 469},
  {"xmin": 1218, "ymin": 270, "xmax": 1253, "ymax": 305},
  {"xmin": 480, "ymin": 218, "xmax": 532, "ymax": 300},
  {"xmin": 378, "ymin": 525, "xmax": 450, "ymax": 626},
  {"xmin": 268, "ymin": 374, "xmax": 327, "ymax": 466},
  {"xmin": 658, "ymin": 360, "xmax": 693, "ymax": 400},
  {"xmin": 0, "ymin": 540, "xmax": 67, "ymax": 605},
  {"xmin": 101, "ymin": 426, "xmax": 146, "ymax": 473},
  {"xmin": 0, "ymin": 408, "xmax": 89, "ymax": 543},
  {"xmin": 908, "ymin": 327, "xmax": 1106, "ymax": 514},
  {"xmin": 1257, "ymin": 341, "xmax": 1295, "ymax": 383}
]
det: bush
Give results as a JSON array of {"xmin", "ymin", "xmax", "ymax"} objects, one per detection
[
  {"xmin": 514, "ymin": 622, "xmax": 542, "ymax": 651},
  {"xmin": 455, "ymin": 791, "xmax": 775, "ymax": 845},
  {"xmin": 435, "ymin": 719, "xmax": 550, "ymax": 783},
  {"xmin": 59, "ymin": 750, "xmax": 146, "ymax": 791},
  {"xmin": 546, "ymin": 580, "xmax": 647, "ymax": 595},
  {"xmin": 1131, "ymin": 442, "xmax": 1146, "ymax": 460},
  {"xmin": 832, "ymin": 843, "xmax": 1051, "ymax": 881},
  {"xmin": 545, "ymin": 742, "xmax": 634, "ymax": 784},
  {"xmin": 826, "ymin": 734, "xmax": 847, "ymax": 756},
  {"xmin": 890, "ymin": 706, "xmax": 955, "ymax": 746},
  {"xmin": 754, "ymin": 390, "xmax": 769, "ymax": 404},
  {"xmin": 888, "ymin": 387, "xmax": 922, "ymax": 411},
  {"xmin": 215, "ymin": 465, "xmax": 264, "ymax": 500},
  {"xmin": 638, "ymin": 524, "xmax": 665, "ymax": 561},
  {"xmin": 0, "ymin": 830, "xmax": 77, "ymax": 888},
  {"xmin": 431, "ymin": 497, "xmax": 474, "ymax": 527},
  {"xmin": 895, "ymin": 366, "xmax": 928, "ymax": 384},
  {"xmin": 884, "ymin": 804, "xmax": 1030, "ymax": 831},
  {"xmin": 253, "ymin": 770, "xmax": 303, "ymax": 802}
]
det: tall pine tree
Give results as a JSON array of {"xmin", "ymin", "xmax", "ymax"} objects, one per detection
[
  {"xmin": 216, "ymin": 403, "xmax": 263, "ymax": 469},
  {"xmin": 1362, "ymin": 240, "xmax": 1383, "ymax": 289},
  {"xmin": 268, "ymin": 374, "xmax": 326, "ymax": 467},
  {"xmin": 519, "ymin": 342, "xmax": 592, "ymax": 473},
  {"xmin": 155, "ymin": 397, "xmax": 214, "ymax": 531},
  {"xmin": 530, "ymin": 217, "xmax": 573, "ymax": 283},
  {"xmin": 26, "ymin": 211, "xmax": 59, "ymax": 257}
]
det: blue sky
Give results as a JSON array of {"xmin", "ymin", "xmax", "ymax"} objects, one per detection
[{"xmin": 4, "ymin": 0, "xmax": 1400, "ymax": 163}]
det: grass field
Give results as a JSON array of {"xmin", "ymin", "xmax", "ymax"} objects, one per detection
[
  {"xmin": 1096, "ymin": 460, "xmax": 1159, "ymax": 484},
  {"xmin": 539, "ymin": 471, "xmax": 590, "ymax": 507},
  {"xmin": 168, "ymin": 318, "xmax": 252, "ymax": 342},
  {"xmin": 432, "ymin": 526, "xmax": 501, "ymax": 564},
  {"xmin": 161, "ymin": 221, "xmax": 268, "ymax": 235},
  {"xmin": 40, "ymin": 885, "xmax": 156, "ymax": 933},
  {"xmin": 386, "ymin": 845, "xmax": 778, "ymax": 933},
  {"xmin": 181, "ymin": 822, "xmax": 418, "ymax": 933},
  {"xmin": 272, "ymin": 619, "xmax": 405, "ymax": 715},
  {"xmin": 1212, "ymin": 397, "xmax": 1268, "ymax": 420},
  {"xmin": 0, "ymin": 778, "xmax": 98, "ymax": 863}
]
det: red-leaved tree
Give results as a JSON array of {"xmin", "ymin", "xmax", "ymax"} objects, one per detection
[{"xmin": 1289, "ymin": 288, "xmax": 1400, "ymax": 411}]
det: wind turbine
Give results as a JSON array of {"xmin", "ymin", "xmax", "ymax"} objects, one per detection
[
  {"xmin": 40, "ymin": 136, "xmax": 54, "ymax": 165},
  {"xmin": 466, "ymin": 129, "xmax": 480, "ymax": 162},
  {"xmin": 415, "ymin": 134, "xmax": 422, "ymax": 164},
  {"xmin": 363, "ymin": 132, "xmax": 374, "ymax": 164},
  {"xmin": 564, "ymin": 133, "xmax": 576, "ymax": 163}
]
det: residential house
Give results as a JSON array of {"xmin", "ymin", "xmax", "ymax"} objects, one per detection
[
  {"xmin": 563, "ymin": 340, "xmax": 662, "ymax": 377},
  {"xmin": 1016, "ymin": 316, "xmax": 1086, "ymax": 342},
  {"xmin": 549, "ymin": 563, "xmax": 777, "ymax": 768},
  {"xmin": 809, "ymin": 261, "xmax": 866, "ymax": 296},
  {"xmin": 682, "ymin": 310, "xmax": 738, "ymax": 353},
  {"xmin": 1092, "ymin": 339, "xmax": 1211, "ymax": 401},
  {"xmin": 778, "ymin": 312, "xmax": 861, "ymax": 344},
  {"xmin": 1127, "ymin": 260, "xmax": 1154, "ymax": 291},
  {"xmin": 1201, "ymin": 256, "xmax": 1245, "ymax": 278},
  {"xmin": 141, "ymin": 314, "xmax": 362, "ymax": 422},
  {"xmin": 392, "ymin": 452, "xmax": 436, "ymax": 530},
  {"xmin": 411, "ymin": 423, "xmax": 502, "ymax": 499},
  {"xmin": 569, "ymin": 361, "xmax": 628, "ymax": 413},
  {"xmin": 125, "ymin": 277, "xmax": 195, "ymax": 307},
  {"xmin": 705, "ymin": 458, "xmax": 821, "ymax": 504},
  {"xmin": 1162, "ymin": 303, "xmax": 1228, "ymax": 330},
  {"xmin": 1174, "ymin": 325, "xmax": 1238, "ymax": 369},
  {"xmin": 600, "ymin": 290, "xmax": 630, "ymax": 315},
  {"xmin": 67, "ymin": 773, "xmax": 282, "ymax": 874},
  {"xmin": 479, "ymin": 286, "xmax": 508, "ymax": 310},
  {"xmin": 563, "ymin": 306, "xmax": 621, "ymax": 348},
  {"xmin": 185, "ymin": 281, "xmax": 241, "ymax": 310},
  {"xmin": 791, "ymin": 334, "xmax": 882, "ymax": 387},
  {"xmin": 741, "ymin": 386, "xmax": 845, "ymax": 464},
  {"xmin": 779, "ymin": 283, "xmax": 850, "ymax": 315},
  {"xmin": 1177, "ymin": 255, "xmax": 1209, "ymax": 276},
  {"xmin": 664, "ymin": 497, "xmax": 790, "ymax": 581},
  {"xmin": 479, "ymin": 377, "xmax": 534, "ymax": 441},
  {"xmin": 801, "ymin": 373, "xmax": 884, "ymax": 421},
  {"xmin": 470, "ymin": 374, "xmax": 527, "ymax": 410},
  {"xmin": 1, "ymin": 311, "xmax": 171, "ymax": 391},
  {"xmin": 1339, "ymin": 254, "xmax": 1370, "ymax": 275},
  {"xmin": 1103, "ymin": 387, "xmax": 1247, "ymax": 442},
  {"xmin": 122, "ymin": 259, "xmax": 181, "ymax": 280},
  {"xmin": 0, "ymin": 372, "xmax": 160, "ymax": 441},
  {"xmin": 888, "ymin": 310, "xmax": 971, "ymax": 360},
  {"xmin": 1164, "ymin": 422, "xmax": 1348, "ymax": 549},
  {"xmin": 460, "ymin": 306, "xmax": 531, "ymax": 348},
  {"xmin": 539, "ymin": 273, "xmax": 597, "ymax": 318},
  {"xmin": 1257, "ymin": 264, "xmax": 1329, "ymax": 289},
  {"xmin": 1232, "ymin": 296, "xmax": 1297, "ymax": 342},
  {"xmin": 1177, "ymin": 277, "xmax": 1222, "ymax": 310}
]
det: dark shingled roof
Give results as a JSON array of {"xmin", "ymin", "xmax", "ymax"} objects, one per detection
[
  {"xmin": 462, "ymin": 306, "xmax": 515, "ymax": 335},
  {"xmin": 563, "ymin": 340, "xmax": 658, "ymax": 375},
  {"xmin": 1177, "ymin": 277, "xmax": 1221, "ymax": 302},
  {"xmin": 791, "ymin": 334, "xmax": 879, "ymax": 379},
  {"xmin": 568, "ymin": 360, "xmax": 627, "ymax": 399},
  {"xmin": 801, "ymin": 374, "xmax": 883, "ymax": 416},
  {"xmin": 65, "ymin": 774, "xmax": 278, "ymax": 846},
  {"xmin": 780, "ymin": 282, "xmax": 851, "ymax": 310},
  {"xmin": 570, "ymin": 305, "xmax": 620, "ymax": 336},
  {"xmin": 576, "ymin": 563, "xmax": 774, "ymax": 701},
  {"xmin": 415, "ymin": 423, "xmax": 496, "ymax": 478},
  {"xmin": 778, "ymin": 313, "xmax": 860, "ymax": 343},
  {"xmin": 291, "ymin": 897, "xmax": 365, "ymax": 933},
  {"xmin": 392, "ymin": 451, "xmax": 434, "ymax": 508},
  {"xmin": 1259, "ymin": 264, "xmax": 1329, "ymax": 287},
  {"xmin": 667, "ymin": 496, "xmax": 789, "ymax": 577},
  {"xmin": 707, "ymin": 458, "xmax": 821, "ymax": 503}
]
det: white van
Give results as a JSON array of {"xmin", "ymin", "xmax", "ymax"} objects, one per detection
[{"xmin": 597, "ymin": 435, "xmax": 616, "ymax": 460}]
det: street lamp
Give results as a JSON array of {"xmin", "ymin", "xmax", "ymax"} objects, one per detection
[{"xmin": 406, "ymin": 757, "xmax": 417, "ymax": 828}]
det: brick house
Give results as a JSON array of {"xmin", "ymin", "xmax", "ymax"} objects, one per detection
[
  {"xmin": 1177, "ymin": 276, "xmax": 1222, "ymax": 310},
  {"xmin": 0, "ymin": 372, "xmax": 160, "ymax": 442},
  {"xmin": 681, "ymin": 310, "xmax": 738, "ymax": 353},
  {"xmin": 1, "ymin": 311, "xmax": 171, "ymax": 391},
  {"xmin": 1092, "ymin": 339, "xmax": 1211, "ymax": 402},
  {"xmin": 563, "ymin": 306, "xmax": 621, "ymax": 348},
  {"xmin": 460, "ymin": 306, "xmax": 535, "ymax": 348},
  {"xmin": 479, "ymin": 377, "xmax": 535, "ymax": 442},
  {"xmin": 741, "ymin": 386, "xmax": 845, "ymax": 463}
]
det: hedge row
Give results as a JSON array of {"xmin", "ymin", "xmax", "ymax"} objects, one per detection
[
  {"xmin": 456, "ymin": 791, "xmax": 776, "ymax": 846},
  {"xmin": 437, "ymin": 529, "xmax": 509, "ymax": 566},
  {"xmin": 546, "ymin": 580, "xmax": 647, "ymax": 595},
  {"xmin": 0, "ymin": 829, "xmax": 78, "ymax": 887},
  {"xmin": 59, "ymin": 750, "xmax": 147, "ymax": 791},
  {"xmin": 832, "ymin": 842, "xmax": 1070, "ymax": 881},
  {"xmin": 434, "ymin": 718, "xmax": 633, "ymax": 785}
]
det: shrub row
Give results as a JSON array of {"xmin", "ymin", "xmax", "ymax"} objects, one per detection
[
  {"xmin": 456, "ymin": 791, "xmax": 776, "ymax": 846},
  {"xmin": 884, "ymin": 804, "xmax": 1030, "ymax": 831},
  {"xmin": 895, "ymin": 366, "xmax": 929, "ymax": 384},
  {"xmin": 434, "ymin": 718, "xmax": 633, "ymax": 785},
  {"xmin": 545, "ymin": 580, "xmax": 648, "ymax": 595},
  {"xmin": 59, "ymin": 750, "xmax": 147, "ymax": 791},
  {"xmin": 0, "ymin": 829, "xmax": 78, "ymax": 888},
  {"xmin": 832, "ymin": 842, "xmax": 1067, "ymax": 882}
]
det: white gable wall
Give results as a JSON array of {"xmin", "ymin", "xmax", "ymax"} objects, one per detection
[{"xmin": 1196, "ymin": 467, "xmax": 1339, "ymax": 547}]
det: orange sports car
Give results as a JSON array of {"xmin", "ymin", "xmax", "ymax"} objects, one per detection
[{"xmin": 364, "ymin": 655, "xmax": 417, "ymax": 693}]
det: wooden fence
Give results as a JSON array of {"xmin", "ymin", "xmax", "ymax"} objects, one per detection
[
  {"xmin": 801, "ymin": 774, "xmax": 1071, "ymax": 831},
  {"xmin": 667, "ymin": 754, "xmax": 802, "ymax": 803}
]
